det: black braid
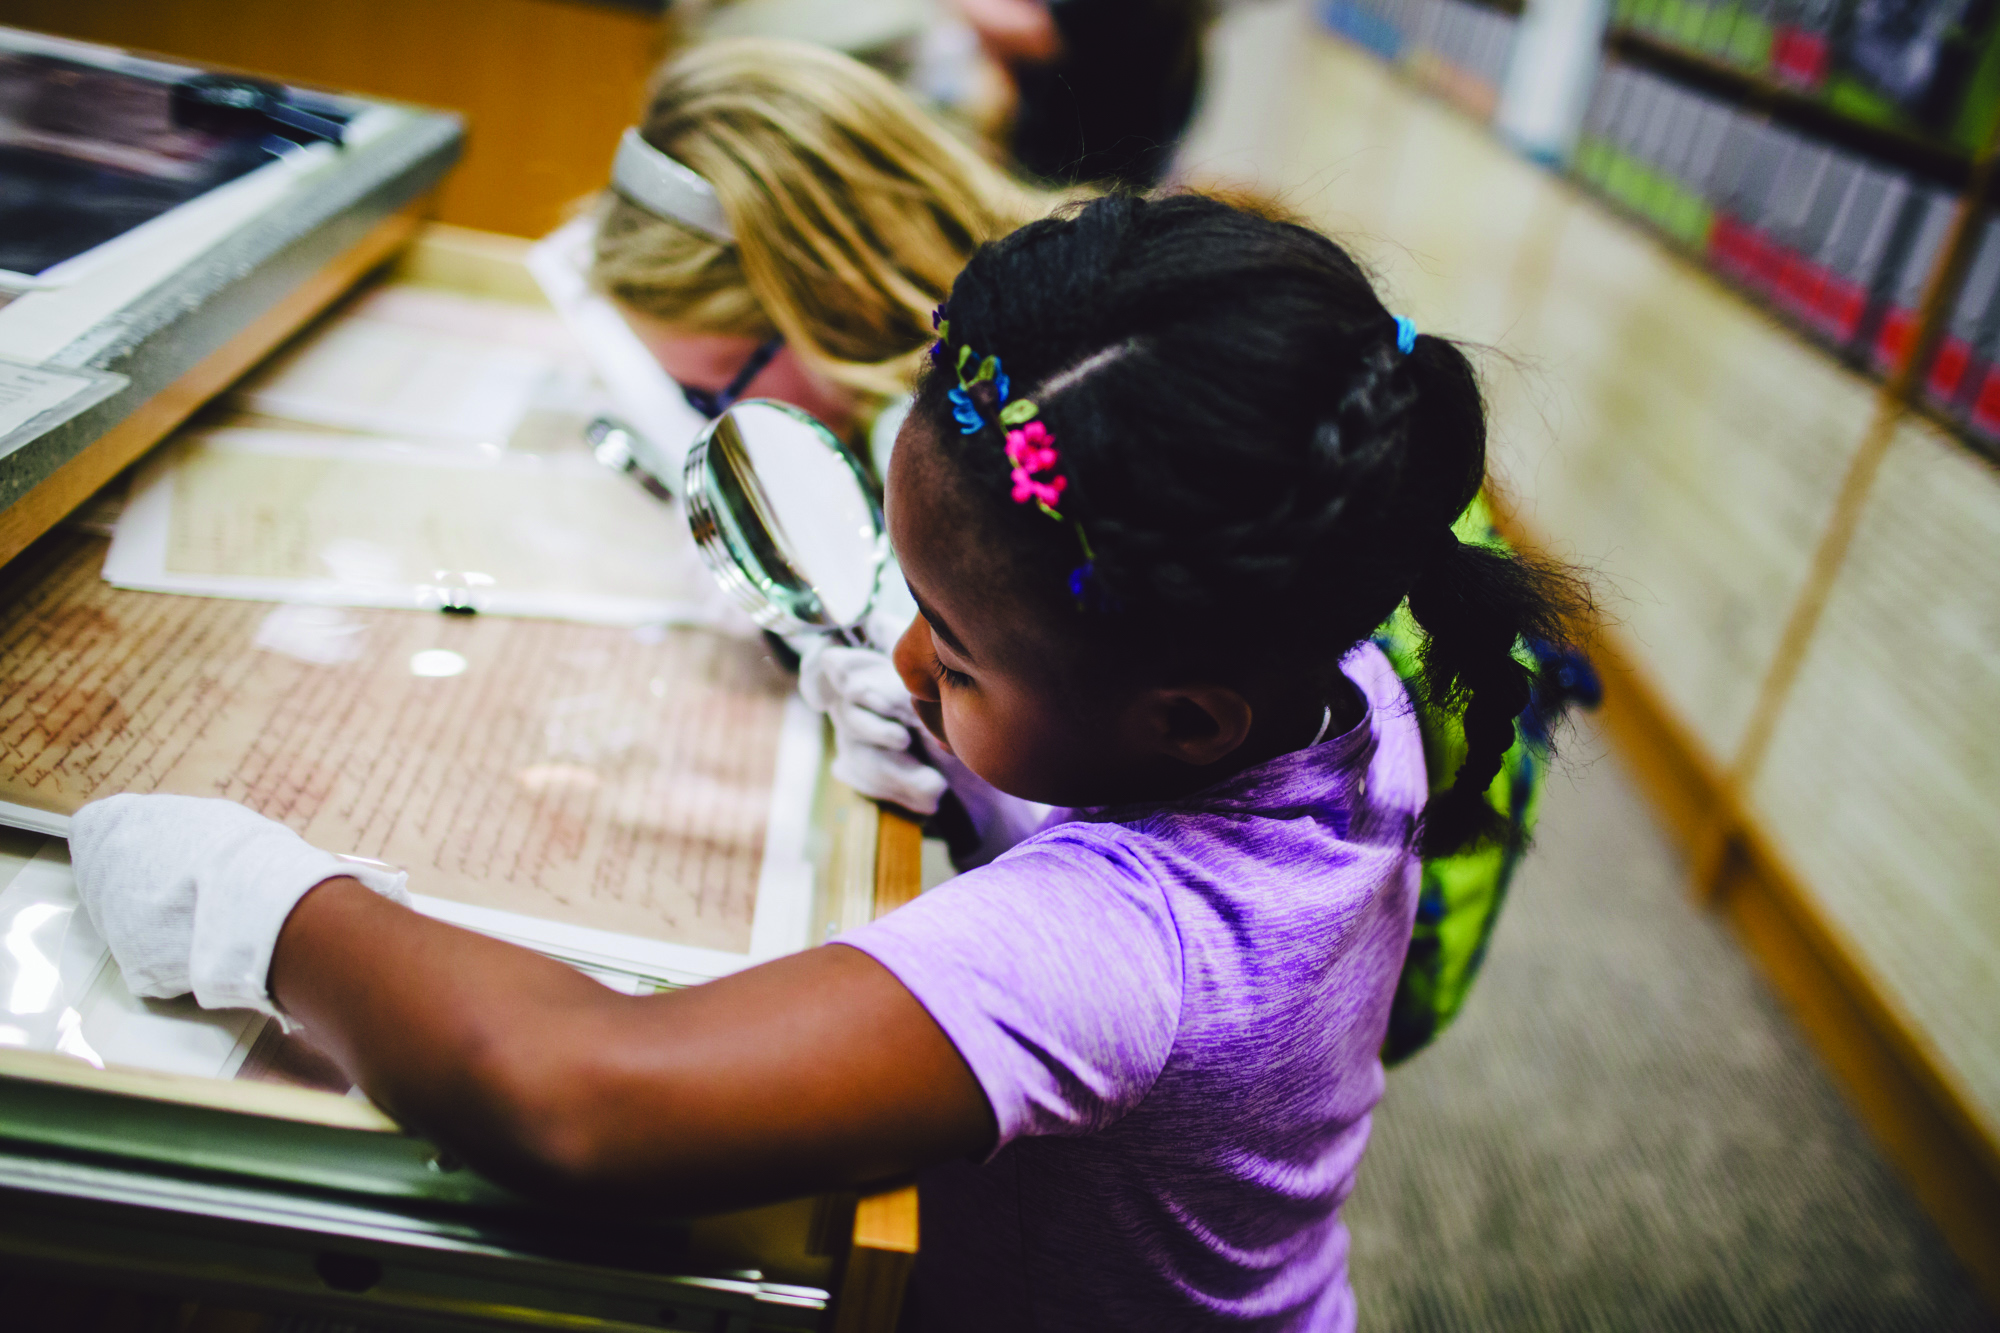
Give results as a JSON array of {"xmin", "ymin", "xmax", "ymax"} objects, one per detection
[{"xmin": 915, "ymin": 193, "xmax": 1590, "ymax": 853}]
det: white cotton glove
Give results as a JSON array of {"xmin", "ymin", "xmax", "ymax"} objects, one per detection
[
  {"xmin": 68, "ymin": 794, "xmax": 409, "ymax": 1020},
  {"xmin": 798, "ymin": 641, "xmax": 949, "ymax": 816},
  {"xmin": 795, "ymin": 639, "xmax": 1054, "ymax": 864}
]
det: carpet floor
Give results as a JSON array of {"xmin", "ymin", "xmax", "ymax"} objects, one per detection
[{"xmin": 1343, "ymin": 722, "xmax": 1993, "ymax": 1331}]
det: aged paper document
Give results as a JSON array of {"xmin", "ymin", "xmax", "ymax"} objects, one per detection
[
  {"xmin": 227, "ymin": 284, "xmax": 569, "ymax": 443},
  {"xmin": 0, "ymin": 826, "xmax": 683, "ymax": 1091},
  {"xmin": 103, "ymin": 429, "xmax": 719, "ymax": 626},
  {"xmin": 1481, "ymin": 194, "xmax": 1881, "ymax": 763},
  {"xmin": 2, "ymin": 533, "xmax": 795, "ymax": 954}
]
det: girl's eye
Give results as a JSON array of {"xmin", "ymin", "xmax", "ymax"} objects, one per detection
[{"xmin": 933, "ymin": 657, "xmax": 973, "ymax": 690}]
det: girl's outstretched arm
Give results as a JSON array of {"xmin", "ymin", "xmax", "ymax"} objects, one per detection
[{"xmin": 271, "ymin": 877, "xmax": 995, "ymax": 1211}]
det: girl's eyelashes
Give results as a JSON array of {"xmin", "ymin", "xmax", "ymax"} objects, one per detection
[{"xmin": 925, "ymin": 623, "xmax": 974, "ymax": 689}]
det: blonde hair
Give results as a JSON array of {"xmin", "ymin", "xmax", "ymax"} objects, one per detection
[{"xmin": 591, "ymin": 38, "xmax": 1053, "ymax": 405}]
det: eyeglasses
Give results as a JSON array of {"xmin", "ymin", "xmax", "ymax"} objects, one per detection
[{"xmin": 682, "ymin": 336, "xmax": 784, "ymax": 419}]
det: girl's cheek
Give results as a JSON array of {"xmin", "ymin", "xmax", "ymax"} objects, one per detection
[
  {"xmin": 952, "ymin": 694, "xmax": 1011, "ymax": 776},
  {"xmin": 913, "ymin": 696, "xmax": 951, "ymax": 752}
]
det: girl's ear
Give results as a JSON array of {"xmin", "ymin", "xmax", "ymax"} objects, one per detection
[{"xmin": 1129, "ymin": 685, "xmax": 1254, "ymax": 768}]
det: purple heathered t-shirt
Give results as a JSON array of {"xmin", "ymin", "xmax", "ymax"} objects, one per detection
[{"xmin": 840, "ymin": 642, "xmax": 1427, "ymax": 1332}]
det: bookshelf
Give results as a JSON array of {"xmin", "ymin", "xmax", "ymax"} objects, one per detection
[
  {"xmin": 1574, "ymin": 14, "xmax": 2000, "ymax": 463},
  {"xmin": 1322, "ymin": 0, "xmax": 2000, "ymax": 435},
  {"xmin": 1293, "ymin": 18, "xmax": 2000, "ymax": 1304},
  {"xmin": 1605, "ymin": 0, "xmax": 2000, "ymax": 151},
  {"xmin": 1607, "ymin": 27, "xmax": 1974, "ymax": 184},
  {"xmin": 1323, "ymin": 0, "xmax": 1525, "ymax": 117}
]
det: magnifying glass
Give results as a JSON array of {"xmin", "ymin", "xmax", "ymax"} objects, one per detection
[
  {"xmin": 681, "ymin": 400, "xmax": 888, "ymax": 647},
  {"xmin": 676, "ymin": 401, "xmax": 980, "ymax": 843}
]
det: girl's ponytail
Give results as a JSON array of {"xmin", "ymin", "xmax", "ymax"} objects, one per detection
[
  {"xmin": 1400, "ymin": 333, "xmax": 1590, "ymax": 856},
  {"xmin": 1405, "ymin": 537, "xmax": 1567, "ymax": 853}
]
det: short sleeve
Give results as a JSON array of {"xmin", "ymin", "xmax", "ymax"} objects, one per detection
[{"xmin": 838, "ymin": 826, "xmax": 1184, "ymax": 1152}]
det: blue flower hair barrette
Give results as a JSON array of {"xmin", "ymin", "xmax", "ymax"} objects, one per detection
[{"xmin": 937, "ymin": 314, "xmax": 1040, "ymax": 439}]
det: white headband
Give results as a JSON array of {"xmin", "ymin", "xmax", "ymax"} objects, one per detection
[{"xmin": 611, "ymin": 127, "xmax": 735, "ymax": 243}]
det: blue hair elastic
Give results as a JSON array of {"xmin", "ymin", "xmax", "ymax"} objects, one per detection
[{"xmin": 1393, "ymin": 315, "xmax": 1418, "ymax": 356}]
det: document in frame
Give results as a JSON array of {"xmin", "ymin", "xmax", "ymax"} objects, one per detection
[
  {"xmin": 103, "ymin": 428, "xmax": 725, "ymax": 627},
  {"xmin": 225, "ymin": 283, "xmax": 574, "ymax": 444},
  {"xmin": 0, "ymin": 533, "xmax": 825, "ymax": 991},
  {"xmin": 0, "ymin": 831, "xmax": 712, "ymax": 1097}
]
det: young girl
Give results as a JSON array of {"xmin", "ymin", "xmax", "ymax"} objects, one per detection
[
  {"xmin": 70, "ymin": 194, "xmax": 1584, "ymax": 1331},
  {"xmin": 588, "ymin": 37, "xmax": 1050, "ymax": 437}
]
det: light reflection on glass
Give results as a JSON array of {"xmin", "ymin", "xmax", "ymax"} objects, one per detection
[
  {"xmin": 409, "ymin": 649, "xmax": 468, "ymax": 678},
  {"xmin": 54, "ymin": 1006, "xmax": 103, "ymax": 1068},
  {"xmin": 253, "ymin": 604, "xmax": 366, "ymax": 667},
  {"xmin": 5, "ymin": 900, "xmax": 65, "ymax": 1014}
]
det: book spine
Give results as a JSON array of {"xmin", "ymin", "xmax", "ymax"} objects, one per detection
[
  {"xmin": 1814, "ymin": 164, "xmax": 1897, "ymax": 345},
  {"xmin": 1925, "ymin": 215, "xmax": 2000, "ymax": 408},
  {"xmin": 1772, "ymin": 0, "xmax": 1841, "ymax": 91},
  {"xmin": 1575, "ymin": 66, "xmax": 1632, "ymax": 183},
  {"xmin": 1872, "ymin": 187, "xmax": 1958, "ymax": 374}
]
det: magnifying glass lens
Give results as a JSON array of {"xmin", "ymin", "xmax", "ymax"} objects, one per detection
[{"xmin": 683, "ymin": 400, "xmax": 887, "ymax": 638}]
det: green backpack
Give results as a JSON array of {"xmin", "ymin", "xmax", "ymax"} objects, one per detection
[{"xmin": 1374, "ymin": 498, "xmax": 1598, "ymax": 1066}]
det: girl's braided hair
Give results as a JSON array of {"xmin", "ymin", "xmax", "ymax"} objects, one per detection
[{"xmin": 914, "ymin": 193, "xmax": 1590, "ymax": 855}]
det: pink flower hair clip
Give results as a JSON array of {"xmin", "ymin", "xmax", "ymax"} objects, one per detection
[
  {"xmin": 1000, "ymin": 415, "xmax": 1103, "ymax": 611},
  {"xmin": 1004, "ymin": 419, "xmax": 1067, "ymax": 517},
  {"xmin": 931, "ymin": 310, "xmax": 1102, "ymax": 608}
]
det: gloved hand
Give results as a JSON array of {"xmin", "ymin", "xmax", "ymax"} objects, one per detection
[
  {"xmin": 795, "ymin": 640, "xmax": 1055, "ymax": 865},
  {"xmin": 68, "ymin": 794, "xmax": 409, "ymax": 1020},
  {"xmin": 798, "ymin": 640, "xmax": 949, "ymax": 816}
]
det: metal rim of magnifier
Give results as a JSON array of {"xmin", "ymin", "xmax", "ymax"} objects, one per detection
[{"xmin": 682, "ymin": 398, "xmax": 887, "ymax": 637}]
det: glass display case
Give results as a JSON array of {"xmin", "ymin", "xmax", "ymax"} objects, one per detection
[
  {"xmin": 0, "ymin": 28, "xmax": 908, "ymax": 1328},
  {"xmin": 0, "ymin": 24, "xmax": 462, "ymax": 566}
]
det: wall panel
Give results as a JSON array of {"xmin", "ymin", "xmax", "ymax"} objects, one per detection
[
  {"xmin": 1749, "ymin": 415, "xmax": 2000, "ymax": 1147},
  {"xmin": 1500, "ymin": 201, "xmax": 1882, "ymax": 758}
]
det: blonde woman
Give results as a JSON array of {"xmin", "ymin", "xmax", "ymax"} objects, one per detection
[
  {"xmin": 588, "ymin": 37, "xmax": 1049, "ymax": 440},
  {"xmin": 538, "ymin": 37, "xmax": 1056, "ymax": 824}
]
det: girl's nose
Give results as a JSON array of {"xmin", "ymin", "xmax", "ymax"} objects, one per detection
[{"xmin": 892, "ymin": 616, "xmax": 941, "ymax": 704}]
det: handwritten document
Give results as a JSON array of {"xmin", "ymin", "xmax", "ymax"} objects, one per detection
[
  {"xmin": 227, "ymin": 284, "xmax": 571, "ymax": 443},
  {"xmin": 1750, "ymin": 418, "xmax": 2000, "ymax": 1145},
  {"xmin": 1, "ymin": 534, "xmax": 792, "ymax": 953},
  {"xmin": 104, "ymin": 430, "xmax": 719, "ymax": 626}
]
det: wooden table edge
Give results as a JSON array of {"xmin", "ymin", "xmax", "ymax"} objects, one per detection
[{"xmin": 832, "ymin": 807, "xmax": 926, "ymax": 1332}]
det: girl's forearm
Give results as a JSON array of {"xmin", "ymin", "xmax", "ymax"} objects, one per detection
[
  {"xmin": 269, "ymin": 878, "xmax": 994, "ymax": 1209},
  {"xmin": 269, "ymin": 877, "xmax": 641, "ymax": 1192}
]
